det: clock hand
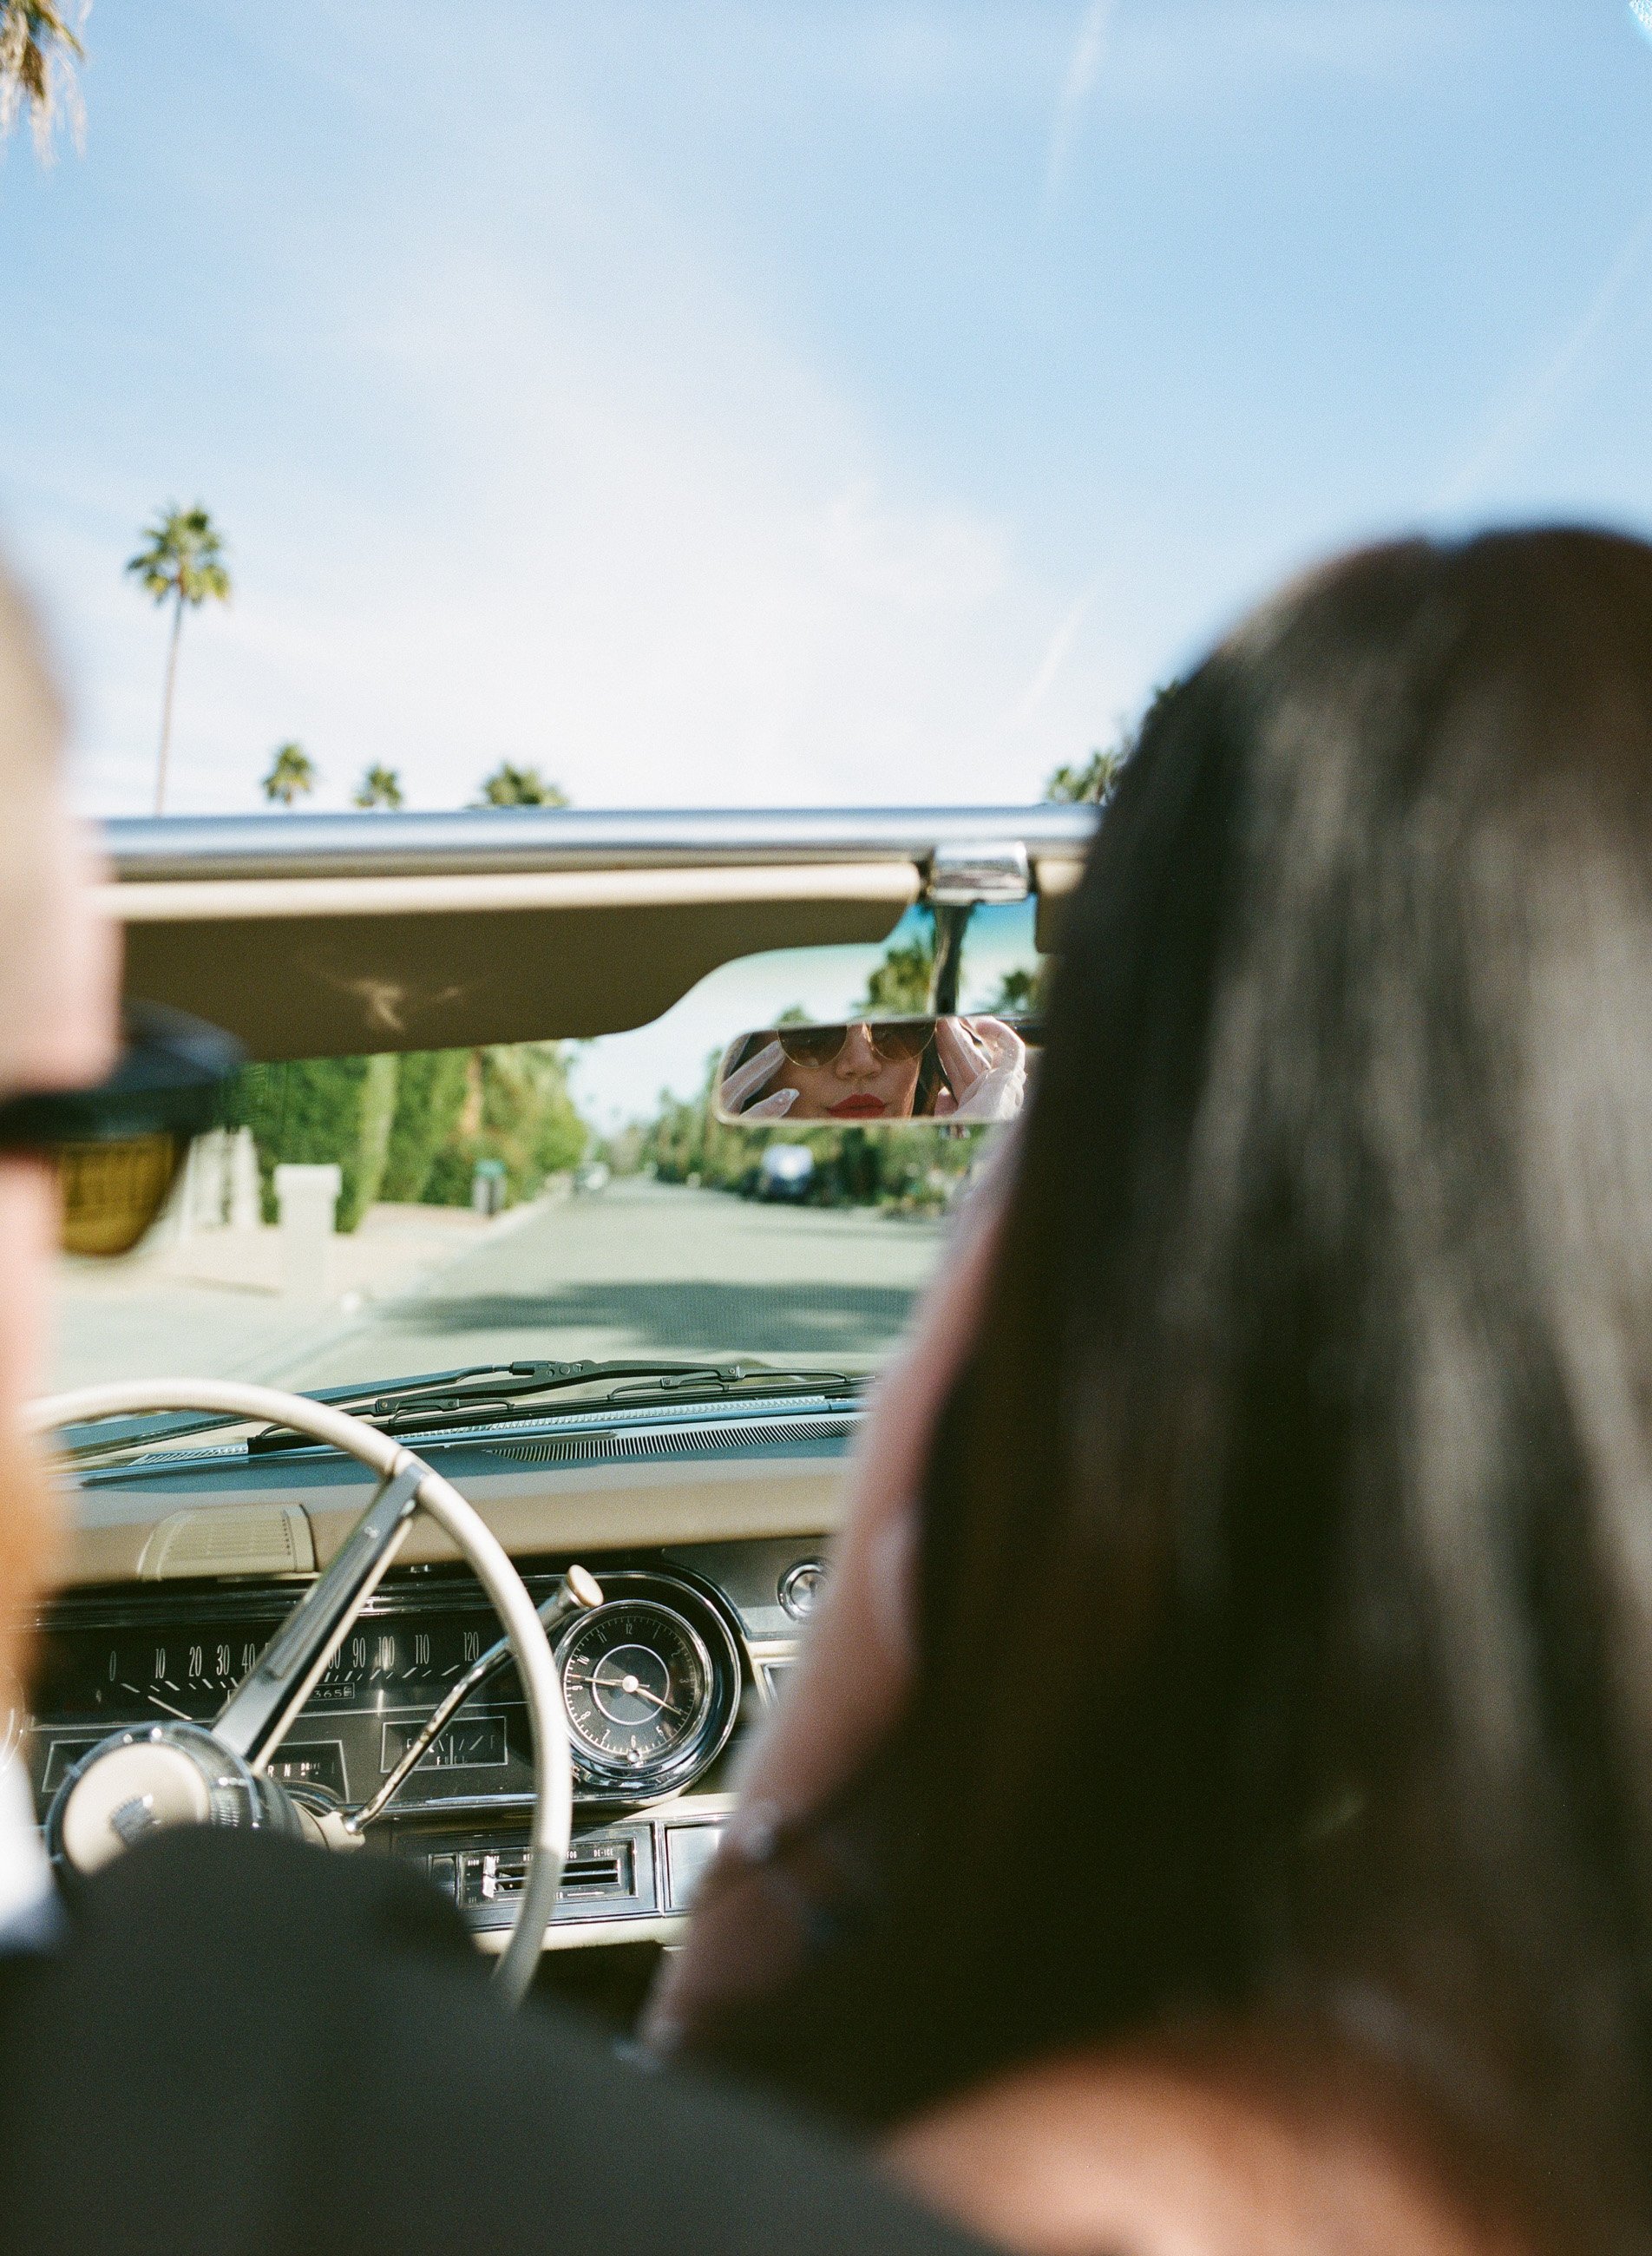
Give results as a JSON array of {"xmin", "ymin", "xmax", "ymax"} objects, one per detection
[{"xmin": 593, "ymin": 1668, "xmax": 684, "ymax": 1717}]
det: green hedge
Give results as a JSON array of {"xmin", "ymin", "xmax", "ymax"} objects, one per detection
[
  {"xmin": 380, "ymin": 1050, "xmax": 470, "ymax": 1202},
  {"xmin": 229, "ymin": 1044, "xmax": 590, "ymax": 1227},
  {"xmin": 226, "ymin": 1054, "xmax": 397, "ymax": 1232}
]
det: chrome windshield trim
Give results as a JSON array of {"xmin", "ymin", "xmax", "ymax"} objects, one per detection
[
  {"xmin": 72, "ymin": 1394, "xmax": 861, "ymax": 1481},
  {"xmin": 103, "ymin": 805, "xmax": 1098, "ymax": 886}
]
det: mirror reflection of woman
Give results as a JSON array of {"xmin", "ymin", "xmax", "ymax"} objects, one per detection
[{"xmin": 721, "ymin": 1017, "xmax": 1026, "ymax": 1124}]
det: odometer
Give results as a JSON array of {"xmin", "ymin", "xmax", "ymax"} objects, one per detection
[{"xmin": 555, "ymin": 1601, "xmax": 713, "ymax": 1788}]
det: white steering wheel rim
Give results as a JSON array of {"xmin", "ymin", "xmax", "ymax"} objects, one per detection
[{"xmin": 24, "ymin": 1378, "xmax": 571, "ymax": 2008}]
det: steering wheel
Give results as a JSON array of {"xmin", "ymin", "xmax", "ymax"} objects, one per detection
[{"xmin": 25, "ymin": 1379, "xmax": 580, "ymax": 2008}]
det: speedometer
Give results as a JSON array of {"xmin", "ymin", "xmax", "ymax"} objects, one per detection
[{"xmin": 555, "ymin": 1599, "xmax": 715, "ymax": 1790}]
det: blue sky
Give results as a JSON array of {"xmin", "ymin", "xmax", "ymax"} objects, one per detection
[{"xmin": 4, "ymin": 1, "xmax": 1652, "ymax": 821}]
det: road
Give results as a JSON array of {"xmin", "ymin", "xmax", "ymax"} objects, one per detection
[{"xmin": 51, "ymin": 1180, "xmax": 947, "ymax": 1398}]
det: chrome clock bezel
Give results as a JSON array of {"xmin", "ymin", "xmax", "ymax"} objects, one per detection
[{"xmin": 552, "ymin": 1575, "xmax": 740, "ymax": 1804}]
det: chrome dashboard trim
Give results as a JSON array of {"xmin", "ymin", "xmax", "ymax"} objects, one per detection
[{"xmin": 749, "ymin": 1637, "xmax": 801, "ymax": 1706}]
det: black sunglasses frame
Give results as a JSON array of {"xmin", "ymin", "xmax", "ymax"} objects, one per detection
[{"xmin": 0, "ymin": 1002, "xmax": 246, "ymax": 1155}]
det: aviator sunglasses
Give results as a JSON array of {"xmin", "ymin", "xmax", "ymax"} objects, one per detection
[
  {"xmin": 0, "ymin": 1002, "xmax": 246, "ymax": 1256},
  {"xmin": 776, "ymin": 1019, "xmax": 934, "ymax": 1069}
]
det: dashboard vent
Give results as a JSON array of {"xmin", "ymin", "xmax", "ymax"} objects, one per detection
[
  {"xmin": 485, "ymin": 1415, "xmax": 856, "ymax": 1471},
  {"xmin": 139, "ymin": 1503, "xmax": 317, "ymax": 1581}
]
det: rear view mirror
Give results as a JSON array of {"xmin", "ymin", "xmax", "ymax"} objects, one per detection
[{"xmin": 712, "ymin": 1015, "xmax": 1039, "ymax": 1126}]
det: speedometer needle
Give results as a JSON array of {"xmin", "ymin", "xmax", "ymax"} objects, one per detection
[{"xmin": 121, "ymin": 1682, "xmax": 189, "ymax": 1722}]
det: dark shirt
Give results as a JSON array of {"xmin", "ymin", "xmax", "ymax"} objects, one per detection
[{"xmin": 0, "ymin": 1826, "xmax": 991, "ymax": 2256}]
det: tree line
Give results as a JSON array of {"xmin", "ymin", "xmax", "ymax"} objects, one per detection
[
  {"xmin": 124, "ymin": 502, "xmax": 572, "ymax": 816},
  {"xmin": 123, "ymin": 491, "xmax": 1154, "ymax": 818},
  {"xmin": 228, "ymin": 1042, "xmax": 588, "ymax": 1234}
]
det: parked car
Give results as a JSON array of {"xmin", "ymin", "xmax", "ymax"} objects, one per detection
[{"xmin": 754, "ymin": 1144, "xmax": 816, "ymax": 1202}]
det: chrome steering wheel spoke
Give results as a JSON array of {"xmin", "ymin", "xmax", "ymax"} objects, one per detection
[
  {"xmin": 213, "ymin": 1457, "xmax": 426, "ymax": 1769},
  {"xmin": 27, "ymin": 1379, "xmax": 571, "ymax": 2009}
]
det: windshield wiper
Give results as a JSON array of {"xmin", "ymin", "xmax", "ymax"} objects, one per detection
[
  {"xmin": 62, "ymin": 1358, "xmax": 865, "ymax": 1466},
  {"xmin": 246, "ymin": 1359, "xmax": 866, "ymax": 1451}
]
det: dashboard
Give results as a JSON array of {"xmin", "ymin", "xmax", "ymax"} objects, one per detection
[
  {"xmin": 23, "ymin": 1399, "xmax": 853, "ymax": 1949},
  {"xmin": 23, "ymin": 1543, "xmax": 817, "ymax": 1945},
  {"xmin": 21, "ymin": 1394, "xmax": 844, "ymax": 1951},
  {"xmin": 29, "ymin": 1565, "xmax": 753, "ymax": 1810}
]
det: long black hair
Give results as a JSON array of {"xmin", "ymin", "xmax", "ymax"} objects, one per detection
[{"xmin": 692, "ymin": 529, "xmax": 1652, "ymax": 2244}]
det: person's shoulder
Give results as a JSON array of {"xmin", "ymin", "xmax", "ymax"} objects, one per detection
[
  {"xmin": 0, "ymin": 1828, "xmax": 990, "ymax": 2256},
  {"xmin": 885, "ymin": 2043, "xmax": 1527, "ymax": 2256},
  {"xmin": 69, "ymin": 1815, "xmax": 472, "ymax": 1971}
]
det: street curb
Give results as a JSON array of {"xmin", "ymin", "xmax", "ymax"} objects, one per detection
[{"xmin": 239, "ymin": 1192, "xmax": 563, "ymax": 1390}]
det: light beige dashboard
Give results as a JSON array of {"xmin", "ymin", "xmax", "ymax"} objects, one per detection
[
  {"xmin": 58, "ymin": 1447, "xmax": 847, "ymax": 1588},
  {"xmin": 33, "ymin": 1420, "xmax": 846, "ymax": 1961}
]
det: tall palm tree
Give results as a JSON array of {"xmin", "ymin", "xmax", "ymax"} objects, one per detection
[
  {"xmin": 126, "ymin": 504, "xmax": 232, "ymax": 815},
  {"xmin": 262, "ymin": 743, "xmax": 317, "ymax": 808},
  {"xmin": 0, "ymin": 2, "xmax": 86, "ymax": 160},
  {"xmin": 473, "ymin": 761, "xmax": 567, "ymax": 808},
  {"xmin": 352, "ymin": 764, "xmax": 404, "ymax": 809}
]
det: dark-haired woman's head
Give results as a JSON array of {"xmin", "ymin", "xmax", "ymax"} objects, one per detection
[{"xmin": 663, "ymin": 528, "xmax": 1652, "ymax": 2245}]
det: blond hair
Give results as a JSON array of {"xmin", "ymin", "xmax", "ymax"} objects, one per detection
[{"xmin": 0, "ymin": 564, "xmax": 75, "ymax": 1685}]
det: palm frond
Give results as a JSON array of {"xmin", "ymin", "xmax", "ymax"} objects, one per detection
[
  {"xmin": 125, "ymin": 503, "xmax": 233, "ymax": 608},
  {"xmin": 0, "ymin": 1, "xmax": 88, "ymax": 162},
  {"xmin": 473, "ymin": 761, "xmax": 568, "ymax": 808},
  {"xmin": 352, "ymin": 763, "xmax": 404, "ymax": 810},
  {"xmin": 262, "ymin": 742, "xmax": 318, "ymax": 808}
]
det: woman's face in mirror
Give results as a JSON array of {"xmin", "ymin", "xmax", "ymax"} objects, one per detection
[{"xmin": 773, "ymin": 1021, "xmax": 924, "ymax": 1121}]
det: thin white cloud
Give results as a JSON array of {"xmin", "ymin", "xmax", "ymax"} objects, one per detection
[
  {"xmin": 1013, "ymin": 583, "xmax": 1098, "ymax": 725},
  {"xmin": 1046, "ymin": 0, "xmax": 1118, "ymax": 207},
  {"xmin": 1435, "ymin": 205, "xmax": 1652, "ymax": 512},
  {"xmin": 27, "ymin": 225, "xmax": 1136, "ymax": 818}
]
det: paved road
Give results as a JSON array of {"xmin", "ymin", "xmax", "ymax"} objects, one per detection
[{"xmin": 52, "ymin": 1181, "xmax": 947, "ymax": 1398}]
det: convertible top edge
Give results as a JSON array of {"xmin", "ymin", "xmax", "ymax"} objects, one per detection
[
  {"xmin": 99, "ymin": 809, "xmax": 1095, "ymax": 1056},
  {"xmin": 102, "ymin": 803, "xmax": 1099, "ymax": 886}
]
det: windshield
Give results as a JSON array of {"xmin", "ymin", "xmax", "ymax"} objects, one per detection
[
  {"xmin": 14, "ymin": 8, "xmax": 1642, "ymax": 1399},
  {"xmin": 51, "ymin": 902, "xmax": 1042, "ymax": 1400}
]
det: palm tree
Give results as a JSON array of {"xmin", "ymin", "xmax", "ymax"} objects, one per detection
[
  {"xmin": 262, "ymin": 743, "xmax": 317, "ymax": 808},
  {"xmin": 352, "ymin": 764, "xmax": 404, "ymax": 810},
  {"xmin": 1045, "ymin": 683, "xmax": 1181, "ymax": 806},
  {"xmin": 473, "ymin": 762, "xmax": 567, "ymax": 808},
  {"xmin": 1044, "ymin": 745, "xmax": 1125, "ymax": 805},
  {"xmin": 126, "ymin": 505, "xmax": 232, "ymax": 815},
  {"xmin": 0, "ymin": 2, "xmax": 86, "ymax": 160}
]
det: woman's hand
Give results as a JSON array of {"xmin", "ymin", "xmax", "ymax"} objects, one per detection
[
  {"xmin": 720, "ymin": 1039, "xmax": 800, "ymax": 1118},
  {"xmin": 934, "ymin": 1016, "xmax": 1027, "ymax": 1121}
]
